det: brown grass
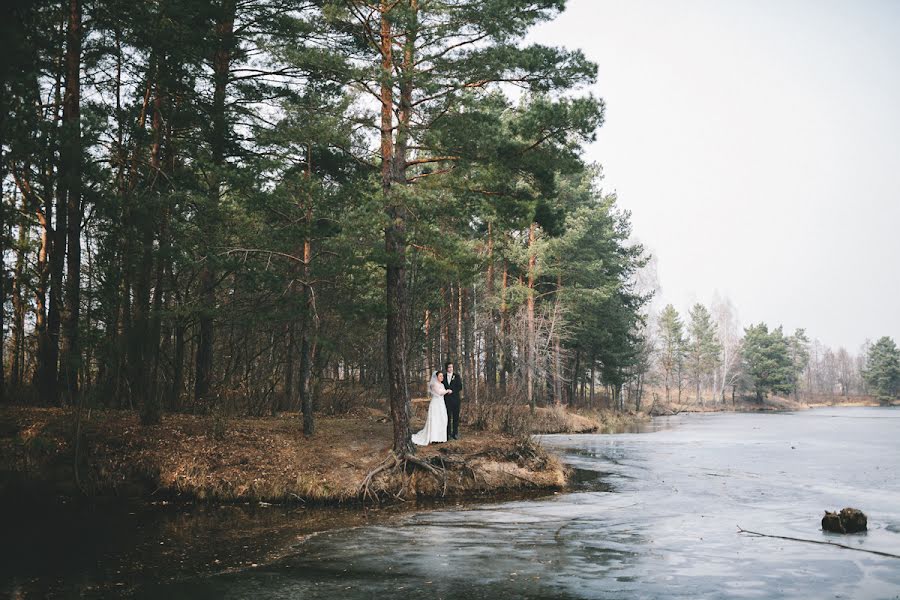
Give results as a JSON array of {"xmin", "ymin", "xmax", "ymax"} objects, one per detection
[
  {"xmin": 460, "ymin": 401, "xmax": 648, "ymax": 435},
  {"xmin": 0, "ymin": 405, "xmax": 567, "ymax": 505},
  {"xmin": 647, "ymin": 392, "xmax": 887, "ymax": 415}
]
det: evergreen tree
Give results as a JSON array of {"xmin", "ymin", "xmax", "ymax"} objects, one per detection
[
  {"xmin": 657, "ymin": 304, "xmax": 685, "ymax": 403},
  {"xmin": 324, "ymin": 0, "xmax": 601, "ymax": 453},
  {"xmin": 788, "ymin": 328, "xmax": 810, "ymax": 399},
  {"xmin": 742, "ymin": 323, "xmax": 794, "ymax": 402},
  {"xmin": 548, "ymin": 188, "xmax": 648, "ymax": 409},
  {"xmin": 686, "ymin": 303, "xmax": 720, "ymax": 405},
  {"xmin": 863, "ymin": 336, "xmax": 900, "ymax": 400},
  {"xmin": 0, "ymin": 0, "xmax": 655, "ymax": 434}
]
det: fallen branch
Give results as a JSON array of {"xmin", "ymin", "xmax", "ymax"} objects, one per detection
[{"xmin": 737, "ymin": 526, "xmax": 900, "ymax": 559}]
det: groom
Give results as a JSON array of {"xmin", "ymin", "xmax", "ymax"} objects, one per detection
[{"xmin": 443, "ymin": 361, "xmax": 463, "ymax": 440}]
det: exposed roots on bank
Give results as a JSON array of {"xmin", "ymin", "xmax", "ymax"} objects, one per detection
[{"xmin": 358, "ymin": 451, "xmax": 448, "ymax": 503}]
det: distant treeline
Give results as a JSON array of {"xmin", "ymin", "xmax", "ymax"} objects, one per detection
[{"xmin": 646, "ymin": 300, "xmax": 899, "ymax": 406}]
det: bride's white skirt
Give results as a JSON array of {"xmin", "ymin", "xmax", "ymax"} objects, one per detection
[{"xmin": 412, "ymin": 396, "xmax": 448, "ymax": 445}]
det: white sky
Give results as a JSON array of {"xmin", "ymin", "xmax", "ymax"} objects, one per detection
[{"xmin": 530, "ymin": 0, "xmax": 900, "ymax": 351}]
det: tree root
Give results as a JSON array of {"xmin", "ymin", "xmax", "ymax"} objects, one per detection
[
  {"xmin": 358, "ymin": 451, "xmax": 448, "ymax": 503},
  {"xmin": 737, "ymin": 526, "xmax": 900, "ymax": 559}
]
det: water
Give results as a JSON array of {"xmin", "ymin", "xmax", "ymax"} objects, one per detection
[{"xmin": 3, "ymin": 407, "xmax": 899, "ymax": 598}]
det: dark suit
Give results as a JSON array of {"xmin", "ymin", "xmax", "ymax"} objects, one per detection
[{"xmin": 443, "ymin": 372, "xmax": 463, "ymax": 439}]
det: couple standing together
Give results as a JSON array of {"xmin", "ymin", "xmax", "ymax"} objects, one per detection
[{"xmin": 412, "ymin": 362, "xmax": 462, "ymax": 446}]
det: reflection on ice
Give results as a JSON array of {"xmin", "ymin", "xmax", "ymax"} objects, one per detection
[{"xmin": 20, "ymin": 407, "xmax": 900, "ymax": 599}]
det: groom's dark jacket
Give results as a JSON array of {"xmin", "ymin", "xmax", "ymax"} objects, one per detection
[{"xmin": 443, "ymin": 372, "xmax": 462, "ymax": 403}]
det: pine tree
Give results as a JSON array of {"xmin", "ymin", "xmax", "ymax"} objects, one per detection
[
  {"xmin": 657, "ymin": 304, "xmax": 685, "ymax": 403},
  {"xmin": 686, "ymin": 303, "xmax": 720, "ymax": 406},
  {"xmin": 788, "ymin": 328, "xmax": 810, "ymax": 399},
  {"xmin": 863, "ymin": 336, "xmax": 900, "ymax": 400},
  {"xmin": 742, "ymin": 323, "xmax": 794, "ymax": 402},
  {"xmin": 325, "ymin": 0, "xmax": 601, "ymax": 453}
]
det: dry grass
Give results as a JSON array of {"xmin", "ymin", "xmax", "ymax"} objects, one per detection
[
  {"xmin": 462, "ymin": 401, "xmax": 649, "ymax": 435},
  {"xmin": 647, "ymin": 392, "xmax": 887, "ymax": 415},
  {"xmin": 0, "ymin": 405, "xmax": 567, "ymax": 505}
]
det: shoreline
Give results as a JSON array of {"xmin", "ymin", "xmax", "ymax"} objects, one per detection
[
  {"xmin": 2, "ymin": 399, "xmax": 888, "ymax": 508},
  {"xmin": 645, "ymin": 394, "xmax": 892, "ymax": 416},
  {"xmin": 1, "ymin": 405, "xmax": 584, "ymax": 507}
]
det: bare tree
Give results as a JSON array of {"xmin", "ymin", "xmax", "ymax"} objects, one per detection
[{"xmin": 711, "ymin": 294, "xmax": 742, "ymax": 404}]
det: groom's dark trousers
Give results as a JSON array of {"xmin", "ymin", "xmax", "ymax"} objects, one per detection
[{"xmin": 443, "ymin": 373, "xmax": 463, "ymax": 438}]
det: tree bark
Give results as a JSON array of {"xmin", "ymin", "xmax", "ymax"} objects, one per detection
[
  {"xmin": 32, "ymin": 190, "xmax": 52, "ymax": 398},
  {"xmin": 58, "ymin": 0, "xmax": 83, "ymax": 407},
  {"xmin": 11, "ymin": 188, "xmax": 28, "ymax": 387},
  {"xmin": 484, "ymin": 223, "xmax": 496, "ymax": 391},
  {"xmin": 46, "ymin": 33, "xmax": 67, "ymax": 405},
  {"xmin": 499, "ymin": 259, "xmax": 509, "ymax": 392},
  {"xmin": 135, "ymin": 62, "xmax": 164, "ymax": 425},
  {"xmin": 283, "ymin": 322, "xmax": 295, "ymax": 412},
  {"xmin": 424, "ymin": 310, "xmax": 432, "ymax": 375},
  {"xmin": 195, "ymin": 0, "xmax": 236, "ymax": 407},
  {"xmin": 447, "ymin": 282, "xmax": 458, "ymax": 361},
  {"xmin": 526, "ymin": 222, "xmax": 536, "ymax": 412},
  {"xmin": 589, "ymin": 360, "xmax": 595, "ymax": 408},
  {"xmin": 0, "ymin": 173, "xmax": 4, "ymax": 402},
  {"xmin": 571, "ymin": 350, "xmax": 580, "ymax": 406},
  {"xmin": 299, "ymin": 170, "xmax": 316, "ymax": 436},
  {"xmin": 552, "ymin": 275, "xmax": 562, "ymax": 404},
  {"xmin": 381, "ymin": 0, "xmax": 414, "ymax": 454}
]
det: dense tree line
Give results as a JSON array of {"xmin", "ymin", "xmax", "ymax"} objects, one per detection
[
  {"xmin": 0, "ymin": 1, "xmax": 650, "ymax": 451},
  {"xmin": 642, "ymin": 300, "xmax": 898, "ymax": 407}
]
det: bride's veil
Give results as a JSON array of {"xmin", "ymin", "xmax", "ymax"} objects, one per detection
[{"xmin": 428, "ymin": 370, "xmax": 439, "ymax": 387}]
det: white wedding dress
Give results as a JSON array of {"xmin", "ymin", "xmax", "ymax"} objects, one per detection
[{"xmin": 412, "ymin": 374, "xmax": 449, "ymax": 446}]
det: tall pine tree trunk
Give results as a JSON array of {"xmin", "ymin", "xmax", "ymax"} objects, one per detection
[
  {"xmin": 282, "ymin": 322, "xmax": 295, "ymax": 412},
  {"xmin": 33, "ymin": 192, "xmax": 51, "ymax": 396},
  {"xmin": 135, "ymin": 65, "xmax": 164, "ymax": 424},
  {"xmin": 447, "ymin": 282, "xmax": 458, "ymax": 361},
  {"xmin": 59, "ymin": 0, "xmax": 82, "ymax": 407},
  {"xmin": 571, "ymin": 350, "xmax": 580, "ymax": 406},
  {"xmin": 552, "ymin": 275, "xmax": 562, "ymax": 404},
  {"xmin": 484, "ymin": 223, "xmax": 497, "ymax": 391},
  {"xmin": 170, "ymin": 319, "xmax": 186, "ymax": 412},
  {"xmin": 195, "ymin": 0, "xmax": 235, "ymax": 407},
  {"xmin": 424, "ymin": 310, "xmax": 433, "ymax": 375},
  {"xmin": 499, "ymin": 259, "xmax": 509, "ymax": 393},
  {"xmin": 11, "ymin": 188, "xmax": 28, "ymax": 387},
  {"xmin": 47, "ymin": 46, "xmax": 66, "ymax": 405},
  {"xmin": 526, "ymin": 223, "xmax": 536, "ymax": 412},
  {"xmin": 381, "ymin": 0, "xmax": 414, "ymax": 454},
  {"xmin": 299, "ymin": 178, "xmax": 316, "ymax": 436},
  {"xmin": 0, "ymin": 172, "xmax": 4, "ymax": 402},
  {"xmin": 589, "ymin": 361, "xmax": 595, "ymax": 408}
]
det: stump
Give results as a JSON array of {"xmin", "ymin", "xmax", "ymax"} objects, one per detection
[{"xmin": 822, "ymin": 508, "xmax": 867, "ymax": 533}]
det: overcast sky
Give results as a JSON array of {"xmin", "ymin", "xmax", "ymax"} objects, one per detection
[{"xmin": 529, "ymin": 0, "xmax": 900, "ymax": 351}]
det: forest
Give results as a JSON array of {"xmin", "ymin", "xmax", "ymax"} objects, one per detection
[
  {"xmin": 1, "ymin": 0, "xmax": 898, "ymax": 456},
  {"xmin": 0, "ymin": 0, "xmax": 649, "ymax": 450}
]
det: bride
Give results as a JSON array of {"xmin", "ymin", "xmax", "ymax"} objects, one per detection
[{"xmin": 412, "ymin": 370, "xmax": 452, "ymax": 446}]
